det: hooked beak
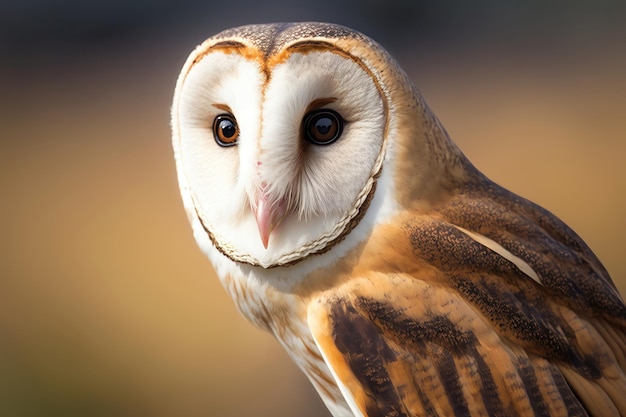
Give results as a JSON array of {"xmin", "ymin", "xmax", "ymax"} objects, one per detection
[{"xmin": 253, "ymin": 186, "xmax": 287, "ymax": 249}]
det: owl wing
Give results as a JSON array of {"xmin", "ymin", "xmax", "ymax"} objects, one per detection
[{"xmin": 307, "ymin": 180, "xmax": 626, "ymax": 417}]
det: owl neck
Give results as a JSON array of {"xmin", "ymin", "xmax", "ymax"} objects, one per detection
[{"xmin": 388, "ymin": 85, "xmax": 478, "ymax": 210}]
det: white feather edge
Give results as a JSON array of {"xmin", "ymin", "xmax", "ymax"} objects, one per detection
[
  {"xmin": 307, "ymin": 312, "xmax": 367, "ymax": 417},
  {"xmin": 452, "ymin": 225, "xmax": 542, "ymax": 285}
]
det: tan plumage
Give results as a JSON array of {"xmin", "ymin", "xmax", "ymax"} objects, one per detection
[{"xmin": 171, "ymin": 22, "xmax": 626, "ymax": 416}]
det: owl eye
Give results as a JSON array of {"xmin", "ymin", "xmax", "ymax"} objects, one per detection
[
  {"xmin": 213, "ymin": 114, "xmax": 239, "ymax": 147},
  {"xmin": 303, "ymin": 109, "xmax": 344, "ymax": 145}
]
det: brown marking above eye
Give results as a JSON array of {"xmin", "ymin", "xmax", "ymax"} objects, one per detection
[
  {"xmin": 213, "ymin": 103, "xmax": 233, "ymax": 113},
  {"xmin": 305, "ymin": 97, "xmax": 337, "ymax": 114}
]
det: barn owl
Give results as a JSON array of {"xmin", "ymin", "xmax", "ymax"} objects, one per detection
[{"xmin": 171, "ymin": 22, "xmax": 626, "ymax": 416}]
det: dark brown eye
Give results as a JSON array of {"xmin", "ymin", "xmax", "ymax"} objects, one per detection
[
  {"xmin": 303, "ymin": 109, "xmax": 343, "ymax": 145},
  {"xmin": 213, "ymin": 114, "xmax": 239, "ymax": 147}
]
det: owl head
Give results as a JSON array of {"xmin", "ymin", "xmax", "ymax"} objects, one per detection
[{"xmin": 171, "ymin": 22, "xmax": 468, "ymax": 269}]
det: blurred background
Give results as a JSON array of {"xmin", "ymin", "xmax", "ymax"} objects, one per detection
[{"xmin": 1, "ymin": 1, "xmax": 625, "ymax": 416}]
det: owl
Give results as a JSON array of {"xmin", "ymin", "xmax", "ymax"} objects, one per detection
[{"xmin": 171, "ymin": 22, "xmax": 626, "ymax": 416}]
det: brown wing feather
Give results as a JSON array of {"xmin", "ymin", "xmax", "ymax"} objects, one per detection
[
  {"xmin": 307, "ymin": 178, "xmax": 626, "ymax": 417},
  {"xmin": 439, "ymin": 177, "xmax": 626, "ymax": 323},
  {"xmin": 309, "ymin": 276, "xmax": 596, "ymax": 416}
]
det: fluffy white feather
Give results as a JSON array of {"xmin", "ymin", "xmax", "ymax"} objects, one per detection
[{"xmin": 174, "ymin": 49, "xmax": 388, "ymax": 267}]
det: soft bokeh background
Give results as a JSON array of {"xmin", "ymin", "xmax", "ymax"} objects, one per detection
[{"xmin": 1, "ymin": 1, "xmax": 625, "ymax": 416}]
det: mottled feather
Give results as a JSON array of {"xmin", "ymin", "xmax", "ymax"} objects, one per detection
[{"xmin": 308, "ymin": 176, "xmax": 626, "ymax": 416}]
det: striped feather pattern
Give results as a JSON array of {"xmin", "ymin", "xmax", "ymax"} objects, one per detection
[{"xmin": 308, "ymin": 177, "xmax": 626, "ymax": 417}]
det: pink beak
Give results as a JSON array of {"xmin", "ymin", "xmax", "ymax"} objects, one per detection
[{"xmin": 253, "ymin": 187, "xmax": 287, "ymax": 249}]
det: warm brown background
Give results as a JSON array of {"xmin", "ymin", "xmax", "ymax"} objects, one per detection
[{"xmin": 1, "ymin": 2, "xmax": 625, "ymax": 416}]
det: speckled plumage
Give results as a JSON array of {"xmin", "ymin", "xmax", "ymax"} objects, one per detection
[{"xmin": 171, "ymin": 22, "xmax": 626, "ymax": 416}]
